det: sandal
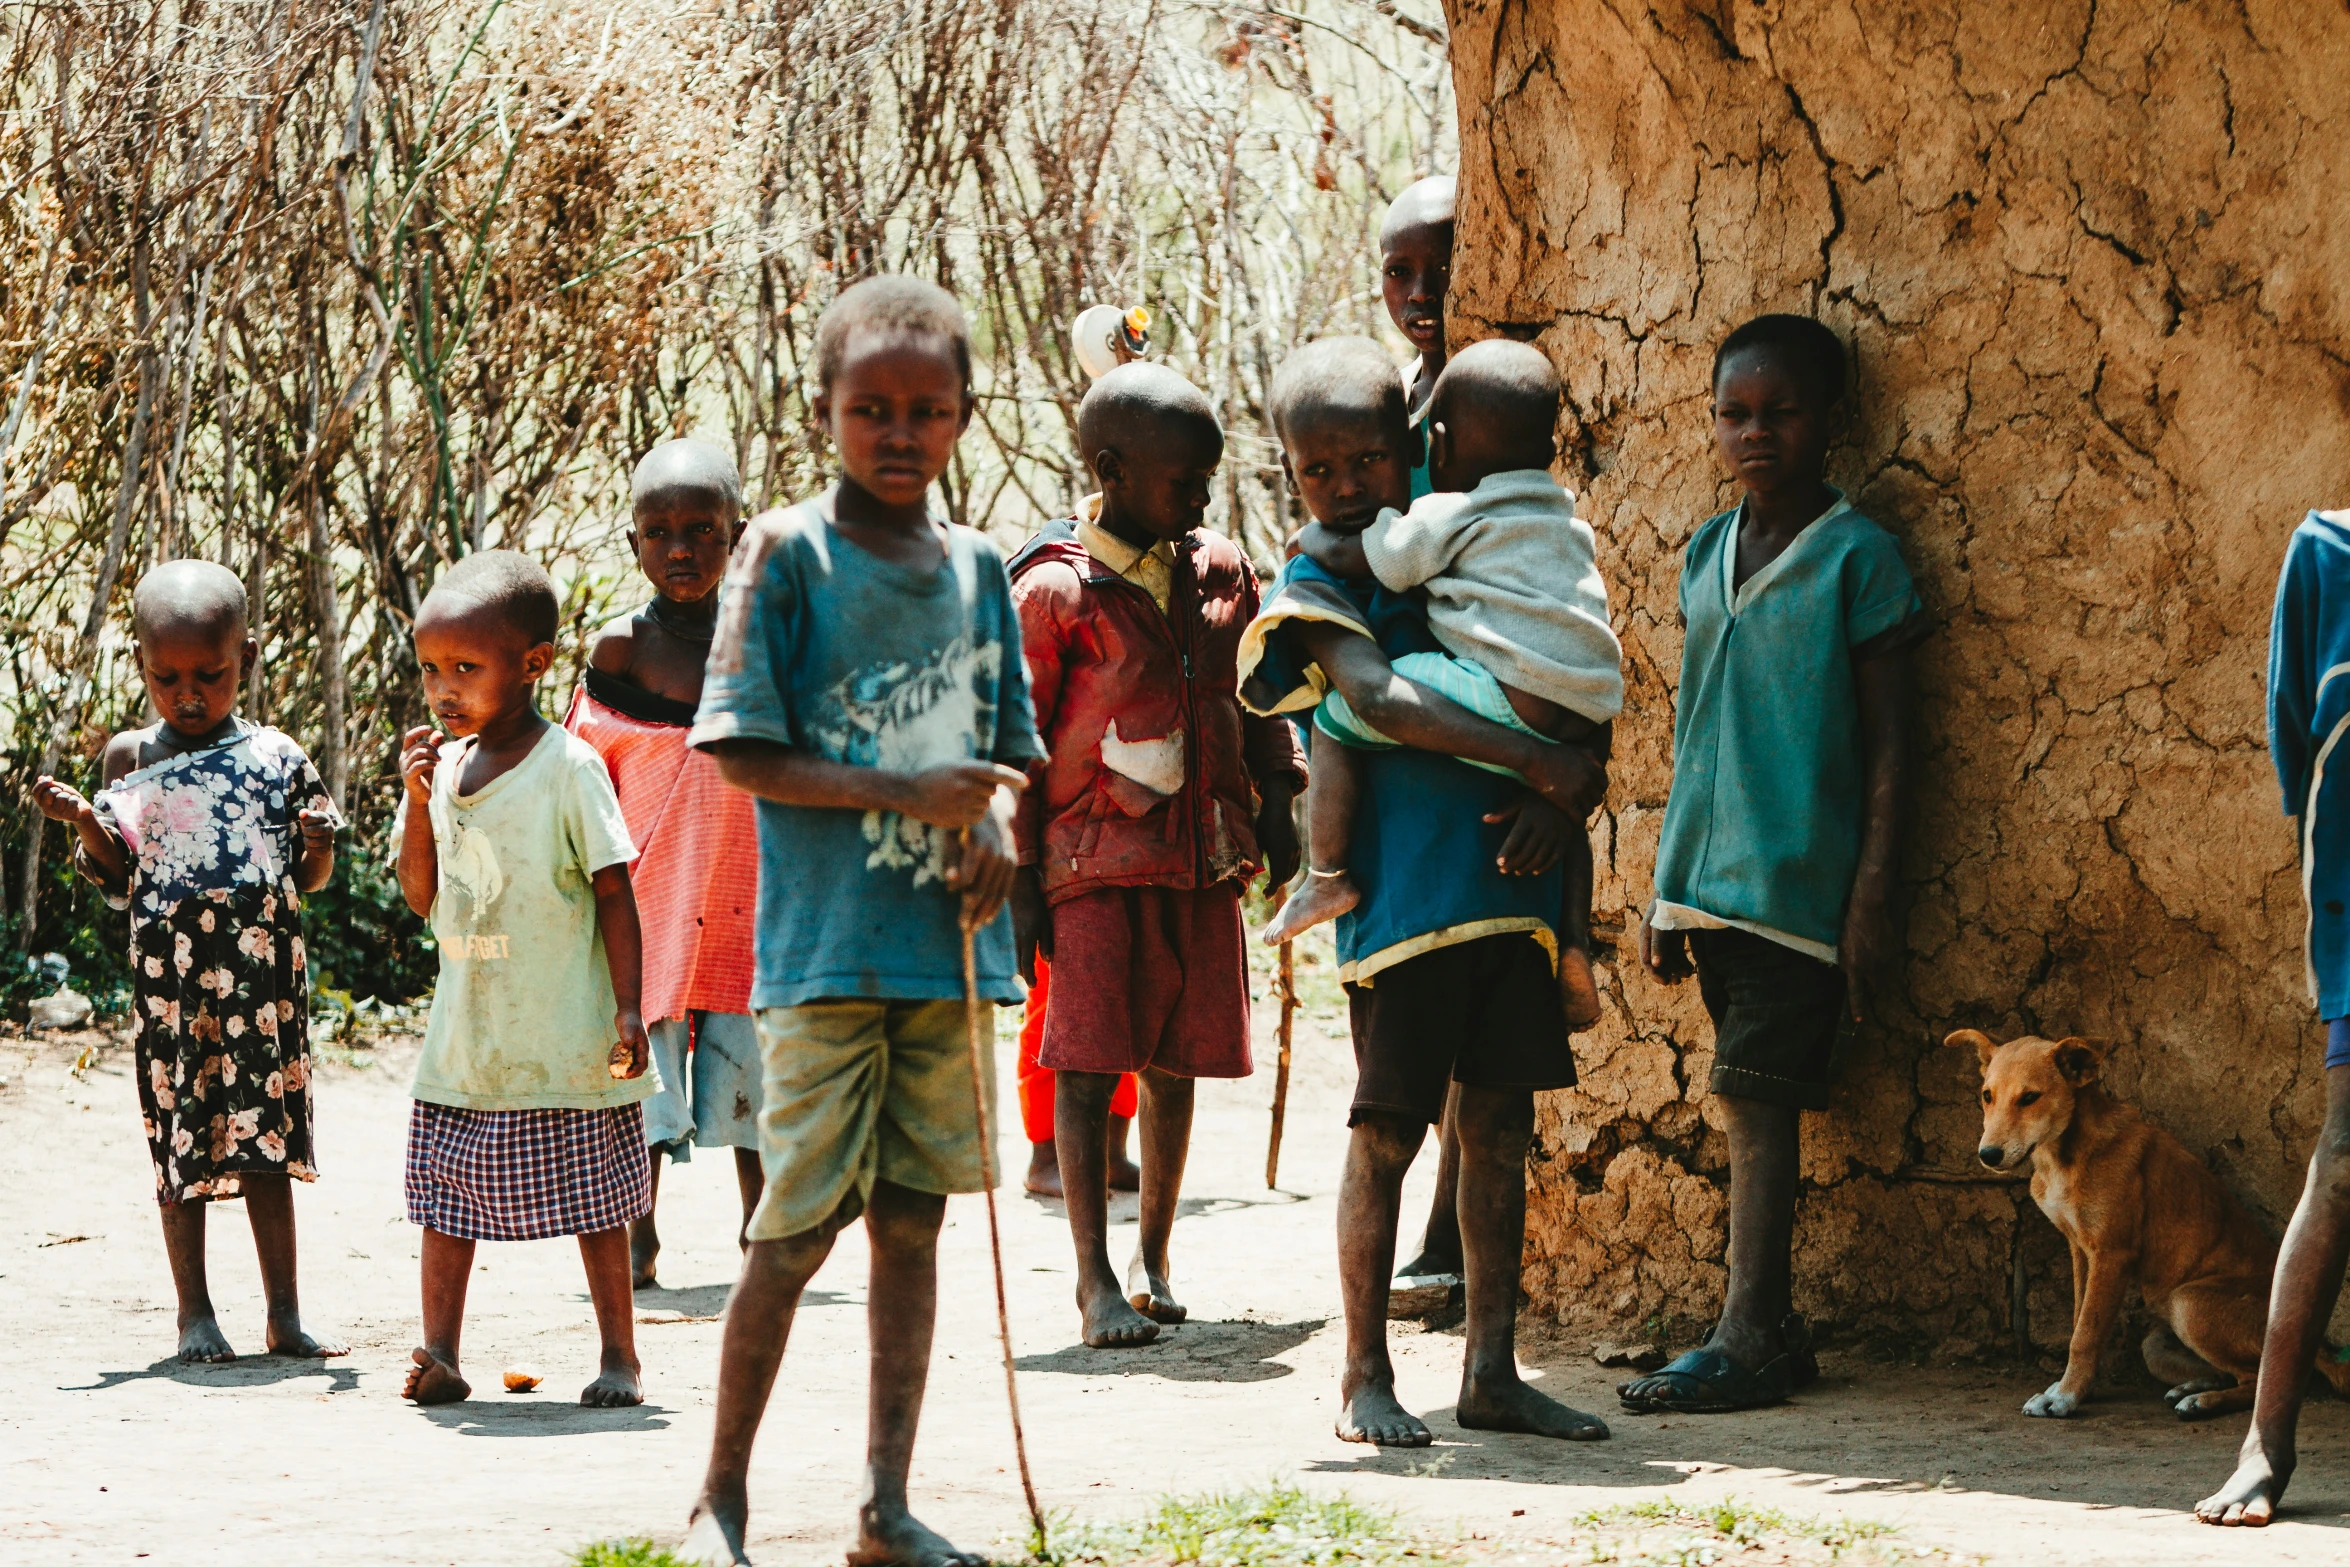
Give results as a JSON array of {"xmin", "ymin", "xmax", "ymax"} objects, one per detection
[{"xmin": 1617, "ymin": 1345, "xmax": 1796, "ymax": 1414}]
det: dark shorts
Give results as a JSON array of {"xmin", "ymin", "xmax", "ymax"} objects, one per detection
[
  {"xmin": 1344, "ymin": 932, "xmax": 1574, "ymax": 1125},
  {"xmin": 1036, "ymin": 883, "xmax": 1252, "ymax": 1078},
  {"xmin": 1690, "ymin": 927, "xmax": 1853, "ymax": 1111},
  {"xmin": 2326, "ymin": 1017, "xmax": 2350, "ymax": 1071}
]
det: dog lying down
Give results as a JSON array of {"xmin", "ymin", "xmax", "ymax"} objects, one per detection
[{"xmin": 1951, "ymin": 1029, "xmax": 2350, "ymax": 1420}]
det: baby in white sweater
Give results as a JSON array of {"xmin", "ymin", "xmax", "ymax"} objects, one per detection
[{"xmin": 1265, "ymin": 339, "xmax": 1621, "ymax": 1025}]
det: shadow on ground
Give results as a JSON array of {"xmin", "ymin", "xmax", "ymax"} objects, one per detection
[
  {"xmin": 1016, "ymin": 1317, "xmax": 1324, "ymax": 1383},
  {"xmin": 64, "ymin": 1355, "xmax": 364, "ymax": 1395},
  {"xmin": 421, "ymin": 1399, "xmax": 674, "ymax": 1437},
  {"xmin": 1308, "ymin": 1348, "xmax": 2350, "ymax": 1526}
]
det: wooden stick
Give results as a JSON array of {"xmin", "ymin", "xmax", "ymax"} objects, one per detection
[
  {"xmin": 960, "ymin": 877, "xmax": 1046, "ymax": 1551},
  {"xmin": 1266, "ymin": 935, "xmax": 1295, "ymax": 1189}
]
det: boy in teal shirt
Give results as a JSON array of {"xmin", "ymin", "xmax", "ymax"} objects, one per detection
[{"xmin": 1625, "ymin": 314, "xmax": 1925, "ymax": 1414}]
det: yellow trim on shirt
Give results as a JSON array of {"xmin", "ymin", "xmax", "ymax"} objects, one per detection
[
  {"xmin": 1075, "ymin": 493, "xmax": 1175, "ymax": 615},
  {"xmin": 1339, "ymin": 917, "xmax": 1558, "ymax": 987}
]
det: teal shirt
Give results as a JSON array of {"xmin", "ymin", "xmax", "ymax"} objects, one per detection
[{"xmin": 1652, "ymin": 493, "xmax": 1924, "ymax": 955}]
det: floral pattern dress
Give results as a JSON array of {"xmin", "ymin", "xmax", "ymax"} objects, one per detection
[{"xmin": 95, "ymin": 725, "xmax": 336, "ymax": 1204}]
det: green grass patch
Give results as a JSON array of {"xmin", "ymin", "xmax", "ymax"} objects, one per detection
[
  {"xmin": 571, "ymin": 1540, "xmax": 697, "ymax": 1567},
  {"xmin": 1566, "ymin": 1498, "xmax": 1919, "ymax": 1565},
  {"xmin": 1033, "ymin": 1482, "xmax": 1451, "ymax": 1567}
]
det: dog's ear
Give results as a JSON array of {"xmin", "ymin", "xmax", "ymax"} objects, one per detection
[
  {"xmin": 2053, "ymin": 1037, "xmax": 2103, "ymax": 1085},
  {"xmin": 1943, "ymin": 1028, "xmax": 2000, "ymax": 1070}
]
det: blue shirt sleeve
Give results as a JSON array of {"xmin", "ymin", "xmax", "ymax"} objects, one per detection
[
  {"xmin": 980, "ymin": 543, "xmax": 1046, "ymax": 767},
  {"xmin": 2272, "ymin": 523, "xmax": 2321, "ymax": 817},
  {"xmin": 689, "ymin": 521, "xmax": 802, "ymax": 753},
  {"xmin": 1845, "ymin": 525, "xmax": 1924, "ymax": 646}
]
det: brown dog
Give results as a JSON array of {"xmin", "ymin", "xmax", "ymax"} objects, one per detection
[{"xmin": 1950, "ymin": 1029, "xmax": 2350, "ymax": 1419}]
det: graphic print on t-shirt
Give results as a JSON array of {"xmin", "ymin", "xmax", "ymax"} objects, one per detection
[{"xmin": 813, "ymin": 630, "xmax": 1002, "ymax": 886}]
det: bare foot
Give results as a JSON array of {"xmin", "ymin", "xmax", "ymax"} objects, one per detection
[
  {"xmin": 1024, "ymin": 1141, "xmax": 1063, "ymax": 1198},
  {"xmin": 1126, "ymin": 1255, "xmax": 1187, "ymax": 1324},
  {"xmin": 680, "ymin": 1491, "xmax": 750, "ymax": 1565},
  {"xmin": 1459, "ymin": 1371, "xmax": 1609, "ymax": 1440},
  {"xmin": 1337, "ymin": 1377, "xmax": 1431, "ymax": 1446},
  {"xmin": 1393, "ymin": 1248, "xmax": 1462, "ymax": 1282},
  {"xmin": 848, "ymin": 1504, "xmax": 984, "ymax": 1567},
  {"xmin": 1558, "ymin": 946, "xmax": 1602, "ymax": 1029},
  {"xmin": 1079, "ymin": 1279, "xmax": 1161, "ymax": 1347},
  {"xmin": 265, "ymin": 1314, "xmax": 349, "ymax": 1358},
  {"xmin": 629, "ymin": 1215, "xmax": 660, "ymax": 1290},
  {"xmin": 2197, "ymin": 1450, "xmax": 2291, "ymax": 1526},
  {"xmin": 402, "ymin": 1345, "xmax": 470, "ymax": 1405},
  {"xmin": 580, "ymin": 1354, "xmax": 644, "ymax": 1407},
  {"xmin": 1261, "ymin": 871, "xmax": 1358, "ymax": 945},
  {"xmin": 176, "ymin": 1316, "xmax": 236, "ymax": 1363}
]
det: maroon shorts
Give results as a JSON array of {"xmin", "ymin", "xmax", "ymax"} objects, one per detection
[{"xmin": 1036, "ymin": 883, "xmax": 1253, "ymax": 1078}]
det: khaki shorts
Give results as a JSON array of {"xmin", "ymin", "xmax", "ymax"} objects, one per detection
[{"xmin": 747, "ymin": 999, "xmax": 996, "ymax": 1242}]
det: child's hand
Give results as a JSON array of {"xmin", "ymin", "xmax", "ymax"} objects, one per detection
[
  {"xmin": 1298, "ymin": 519, "xmax": 1372, "ymax": 580},
  {"xmin": 32, "ymin": 775, "xmax": 96, "ymax": 826},
  {"xmin": 608, "ymin": 1009, "xmax": 649, "ymax": 1079},
  {"xmin": 1839, "ymin": 896, "xmax": 1900, "ymax": 1025},
  {"xmin": 1485, "ymin": 791, "xmax": 1566, "ymax": 876},
  {"xmin": 1519, "ymin": 741, "xmax": 1607, "ymax": 821},
  {"xmin": 297, "ymin": 807, "xmax": 342, "ymax": 855},
  {"xmin": 400, "ymin": 726, "xmax": 444, "ymax": 804},
  {"xmin": 1639, "ymin": 912, "xmax": 1693, "ymax": 985},
  {"xmin": 901, "ymin": 760, "xmax": 1029, "ymax": 829},
  {"xmin": 1255, "ymin": 787, "xmax": 1301, "ymax": 894},
  {"xmin": 950, "ymin": 805, "xmax": 1019, "ymax": 930},
  {"xmin": 1010, "ymin": 866, "xmax": 1052, "ymax": 984}
]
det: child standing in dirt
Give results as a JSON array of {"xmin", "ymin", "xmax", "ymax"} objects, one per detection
[
  {"xmin": 395, "ymin": 549, "xmax": 655, "ymax": 1410},
  {"xmin": 33, "ymin": 559, "xmax": 345, "ymax": 1365},
  {"xmin": 1381, "ymin": 174, "xmax": 1453, "ymax": 499},
  {"xmin": 1623, "ymin": 313, "xmax": 1925, "ymax": 1416},
  {"xmin": 2196, "ymin": 506, "xmax": 2350, "ymax": 1527},
  {"xmin": 1242, "ymin": 336, "xmax": 1609, "ymax": 1448},
  {"xmin": 678, "ymin": 276, "xmax": 1039, "ymax": 1567},
  {"xmin": 1007, "ymin": 362, "xmax": 1305, "ymax": 1348},
  {"xmin": 568, "ymin": 438, "xmax": 761, "ymax": 1288}
]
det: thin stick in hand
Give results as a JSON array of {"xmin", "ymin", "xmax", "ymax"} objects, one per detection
[
  {"xmin": 959, "ymin": 831, "xmax": 1045, "ymax": 1548},
  {"xmin": 1267, "ymin": 925, "xmax": 1296, "ymax": 1190}
]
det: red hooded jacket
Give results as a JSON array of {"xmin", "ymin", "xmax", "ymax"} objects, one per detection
[{"xmin": 1009, "ymin": 514, "xmax": 1307, "ymax": 905}]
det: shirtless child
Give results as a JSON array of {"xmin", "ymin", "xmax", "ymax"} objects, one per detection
[{"xmin": 569, "ymin": 439, "xmax": 761, "ymax": 1288}]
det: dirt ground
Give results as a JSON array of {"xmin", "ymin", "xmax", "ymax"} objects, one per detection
[{"xmin": 5, "ymin": 963, "xmax": 2348, "ymax": 1567}]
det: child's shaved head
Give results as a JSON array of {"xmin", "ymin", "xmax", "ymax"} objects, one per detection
[
  {"xmin": 1379, "ymin": 174, "xmax": 1456, "ymax": 249},
  {"xmin": 133, "ymin": 559, "xmax": 248, "ymax": 645},
  {"xmin": 632, "ymin": 439, "xmax": 742, "ymax": 515},
  {"xmin": 1429, "ymin": 339, "xmax": 1561, "ymax": 477},
  {"xmin": 1712, "ymin": 312, "xmax": 1847, "ymax": 409},
  {"xmin": 1268, "ymin": 337, "xmax": 1408, "ymax": 443},
  {"xmin": 1076, "ymin": 362, "xmax": 1220, "ymax": 469},
  {"xmin": 815, "ymin": 275, "xmax": 973, "ymax": 393},
  {"xmin": 425, "ymin": 549, "xmax": 560, "ymax": 647}
]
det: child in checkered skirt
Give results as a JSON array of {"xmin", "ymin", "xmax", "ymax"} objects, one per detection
[{"xmin": 392, "ymin": 550, "xmax": 655, "ymax": 1409}]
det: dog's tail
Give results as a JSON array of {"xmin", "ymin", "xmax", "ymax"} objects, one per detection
[{"xmin": 2319, "ymin": 1344, "xmax": 2350, "ymax": 1399}]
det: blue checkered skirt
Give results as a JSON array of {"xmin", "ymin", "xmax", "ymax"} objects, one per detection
[{"xmin": 404, "ymin": 1102, "xmax": 650, "ymax": 1240}]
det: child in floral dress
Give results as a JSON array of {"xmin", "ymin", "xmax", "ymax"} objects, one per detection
[{"xmin": 34, "ymin": 559, "xmax": 345, "ymax": 1364}]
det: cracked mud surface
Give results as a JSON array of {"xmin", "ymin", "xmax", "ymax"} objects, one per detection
[{"xmin": 1444, "ymin": 0, "xmax": 2350, "ymax": 1348}]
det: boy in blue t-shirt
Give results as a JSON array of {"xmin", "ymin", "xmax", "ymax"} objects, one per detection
[
  {"xmin": 679, "ymin": 276, "xmax": 1039, "ymax": 1567},
  {"xmin": 1624, "ymin": 314, "xmax": 1926, "ymax": 1416},
  {"xmin": 2195, "ymin": 508, "xmax": 2350, "ymax": 1527}
]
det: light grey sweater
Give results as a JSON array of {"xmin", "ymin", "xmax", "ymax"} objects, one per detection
[{"xmin": 1361, "ymin": 469, "xmax": 1623, "ymax": 723}]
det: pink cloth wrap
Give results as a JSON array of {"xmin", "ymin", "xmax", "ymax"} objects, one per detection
[{"xmin": 564, "ymin": 686, "xmax": 758, "ymax": 1023}]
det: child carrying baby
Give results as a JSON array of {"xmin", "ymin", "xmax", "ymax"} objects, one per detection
[{"xmin": 1262, "ymin": 337, "xmax": 1620, "ymax": 1029}]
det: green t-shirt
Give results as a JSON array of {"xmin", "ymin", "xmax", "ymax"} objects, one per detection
[
  {"xmin": 1651, "ymin": 492, "xmax": 1924, "ymax": 956},
  {"xmin": 407, "ymin": 724, "xmax": 649, "ymax": 1111}
]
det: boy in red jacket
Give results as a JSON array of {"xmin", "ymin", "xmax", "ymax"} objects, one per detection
[{"xmin": 1009, "ymin": 363, "xmax": 1304, "ymax": 1348}]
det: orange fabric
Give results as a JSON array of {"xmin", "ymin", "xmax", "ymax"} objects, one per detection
[
  {"xmin": 1015, "ymin": 957, "xmax": 1137, "ymax": 1141},
  {"xmin": 565, "ymin": 687, "xmax": 757, "ymax": 1022}
]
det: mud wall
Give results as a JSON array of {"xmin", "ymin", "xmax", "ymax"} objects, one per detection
[{"xmin": 1441, "ymin": 0, "xmax": 2350, "ymax": 1353}]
